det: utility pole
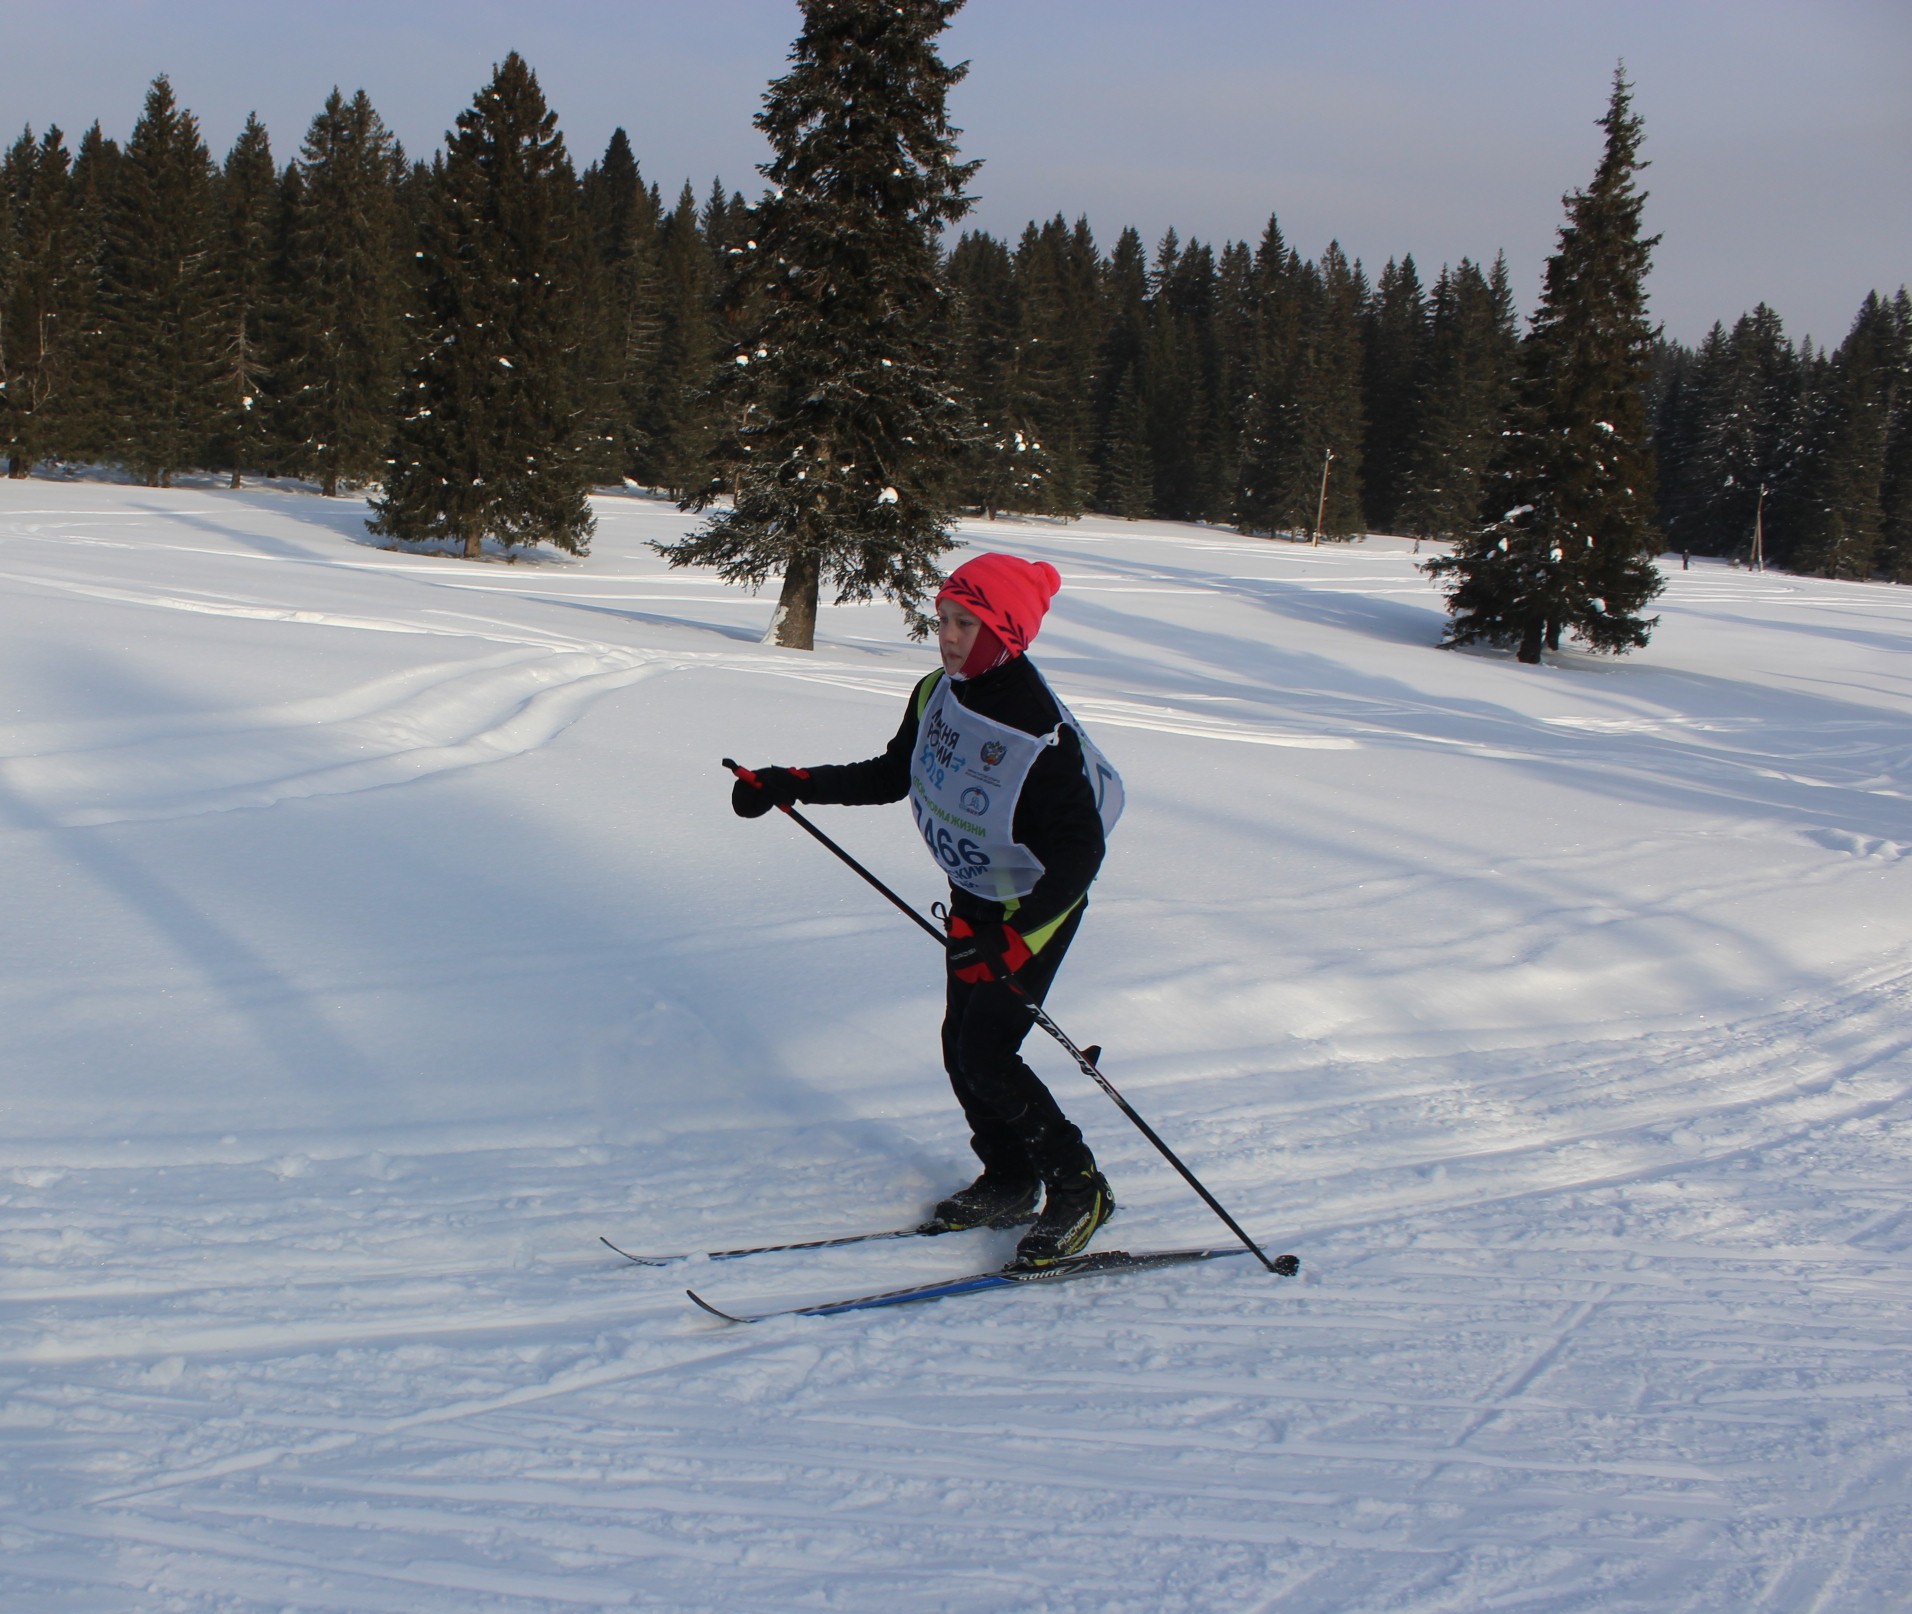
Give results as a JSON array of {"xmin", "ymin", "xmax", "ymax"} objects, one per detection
[
  {"xmin": 1753, "ymin": 483, "xmax": 1767, "ymax": 572},
  {"xmin": 1313, "ymin": 446, "xmax": 1334, "ymax": 546}
]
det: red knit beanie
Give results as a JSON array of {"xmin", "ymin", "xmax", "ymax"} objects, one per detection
[{"xmin": 936, "ymin": 553, "xmax": 1062, "ymax": 661}]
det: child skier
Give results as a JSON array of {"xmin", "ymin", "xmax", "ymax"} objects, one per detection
[{"xmin": 731, "ymin": 552, "xmax": 1123, "ymax": 1267}]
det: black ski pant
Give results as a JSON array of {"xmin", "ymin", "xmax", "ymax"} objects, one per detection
[{"xmin": 940, "ymin": 902, "xmax": 1093, "ymax": 1184}]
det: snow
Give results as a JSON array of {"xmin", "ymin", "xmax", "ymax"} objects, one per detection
[{"xmin": 2, "ymin": 481, "xmax": 1909, "ymax": 1612}]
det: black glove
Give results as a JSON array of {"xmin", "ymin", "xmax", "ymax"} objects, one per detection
[
  {"xmin": 946, "ymin": 915, "xmax": 1033, "ymax": 983},
  {"xmin": 731, "ymin": 764, "xmax": 807, "ymax": 818}
]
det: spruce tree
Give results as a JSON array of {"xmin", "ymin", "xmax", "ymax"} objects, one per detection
[
  {"xmin": 1650, "ymin": 325, "xmax": 1710, "ymax": 546},
  {"xmin": 282, "ymin": 89, "xmax": 406, "ymax": 496},
  {"xmin": 1101, "ymin": 369, "xmax": 1154, "ymax": 518},
  {"xmin": 210, "ymin": 114, "xmax": 279, "ymax": 487},
  {"xmin": 1238, "ymin": 242, "xmax": 1366, "ymax": 538},
  {"xmin": 646, "ymin": 181, "xmax": 719, "ymax": 495},
  {"xmin": 700, "ymin": 177, "xmax": 750, "ymax": 267},
  {"xmin": 580, "ymin": 128, "xmax": 663, "ymax": 481},
  {"xmin": 1093, "ymin": 224, "xmax": 1152, "ymax": 515},
  {"xmin": 1210, "ymin": 238, "xmax": 1259, "ymax": 517},
  {"xmin": 372, "ymin": 54, "xmax": 600, "ymax": 558},
  {"xmin": 1234, "ymin": 213, "xmax": 1302, "ymax": 534},
  {"xmin": 1429, "ymin": 68, "xmax": 1663, "ymax": 662},
  {"xmin": 1785, "ymin": 292, "xmax": 1900, "ymax": 578},
  {"xmin": 1880, "ymin": 287, "xmax": 1912, "ymax": 582},
  {"xmin": 1308, "ymin": 242, "xmax": 1369, "ymax": 537},
  {"xmin": 1009, "ymin": 215, "xmax": 1101, "ymax": 516},
  {"xmin": 1361, "ymin": 254, "xmax": 1428, "ymax": 533},
  {"xmin": 1146, "ymin": 232, "xmax": 1223, "ymax": 521},
  {"xmin": 659, "ymin": 0, "xmax": 978, "ymax": 649},
  {"xmin": 1397, "ymin": 256, "xmax": 1518, "ymax": 541},
  {"xmin": 1661, "ymin": 304, "xmax": 1799, "ymax": 558},
  {"xmin": 948, "ymin": 228, "xmax": 1053, "ymax": 517},
  {"xmin": 1, "ymin": 126, "xmax": 78, "ymax": 477},
  {"xmin": 97, "ymin": 76, "xmax": 222, "ymax": 485},
  {"xmin": 58, "ymin": 122, "xmax": 119, "ymax": 463}
]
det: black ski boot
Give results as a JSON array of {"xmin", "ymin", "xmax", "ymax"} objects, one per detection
[
  {"xmin": 1013, "ymin": 1167, "xmax": 1115, "ymax": 1267},
  {"xmin": 925, "ymin": 1168, "xmax": 1041, "ymax": 1233}
]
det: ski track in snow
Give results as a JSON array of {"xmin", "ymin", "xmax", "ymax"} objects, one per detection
[{"xmin": 2, "ymin": 484, "xmax": 1910, "ymax": 1611}]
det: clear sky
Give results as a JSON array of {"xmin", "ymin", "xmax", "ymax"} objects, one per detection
[{"xmin": 3, "ymin": 0, "xmax": 1907, "ymax": 351}]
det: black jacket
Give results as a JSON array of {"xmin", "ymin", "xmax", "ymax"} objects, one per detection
[{"xmin": 794, "ymin": 655, "xmax": 1106, "ymax": 937}]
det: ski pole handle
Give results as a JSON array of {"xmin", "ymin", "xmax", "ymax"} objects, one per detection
[{"xmin": 723, "ymin": 756, "xmax": 769, "ymax": 797}]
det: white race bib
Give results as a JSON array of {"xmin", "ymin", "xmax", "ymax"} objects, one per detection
[{"xmin": 907, "ymin": 673, "xmax": 1122, "ymax": 902}]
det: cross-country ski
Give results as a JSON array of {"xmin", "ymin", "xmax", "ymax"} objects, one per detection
[
  {"xmin": 598, "ymin": 1220, "xmax": 1004, "ymax": 1267},
  {"xmin": 686, "ymin": 1246, "xmax": 1302, "ymax": 1323}
]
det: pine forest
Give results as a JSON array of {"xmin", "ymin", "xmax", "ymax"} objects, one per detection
[{"xmin": 2, "ymin": 43, "xmax": 1908, "ymax": 608}]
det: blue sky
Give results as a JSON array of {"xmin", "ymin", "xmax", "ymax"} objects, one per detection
[{"xmin": 3, "ymin": 0, "xmax": 1907, "ymax": 349}]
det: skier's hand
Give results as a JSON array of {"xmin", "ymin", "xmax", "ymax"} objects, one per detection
[
  {"xmin": 946, "ymin": 915, "xmax": 1032, "ymax": 983},
  {"xmin": 731, "ymin": 764, "xmax": 807, "ymax": 818}
]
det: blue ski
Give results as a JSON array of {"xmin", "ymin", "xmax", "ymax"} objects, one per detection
[{"xmin": 686, "ymin": 1245, "xmax": 1300, "ymax": 1323}]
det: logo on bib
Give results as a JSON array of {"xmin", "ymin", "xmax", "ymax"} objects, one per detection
[
  {"xmin": 979, "ymin": 739, "xmax": 1008, "ymax": 769},
  {"xmin": 961, "ymin": 786, "xmax": 990, "ymax": 815}
]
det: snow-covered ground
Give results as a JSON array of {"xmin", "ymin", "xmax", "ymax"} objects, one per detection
[{"xmin": 2, "ymin": 480, "xmax": 1907, "ymax": 1613}]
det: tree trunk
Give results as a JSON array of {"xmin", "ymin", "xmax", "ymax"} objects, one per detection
[
  {"xmin": 463, "ymin": 528, "xmax": 482, "ymax": 561},
  {"xmin": 1517, "ymin": 617, "xmax": 1544, "ymax": 664},
  {"xmin": 7, "ymin": 454, "xmax": 30, "ymax": 479},
  {"xmin": 765, "ymin": 546, "xmax": 821, "ymax": 650}
]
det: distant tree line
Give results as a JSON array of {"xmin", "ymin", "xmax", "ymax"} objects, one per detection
[
  {"xmin": 1653, "ymin": 291, "xmax": 1912, "ymax": 580},
  {"xmin": 0, "ymin": 63, "xmax": 756, "ymax": 558},
  {"xmin": 2, "ymin": 55, "xmax": 1906, "ymax": 582}
]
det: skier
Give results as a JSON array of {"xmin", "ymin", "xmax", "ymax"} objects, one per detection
[{"xmin": 731, "ymin": 551, "xmax": 1122, "ymax": 1267}]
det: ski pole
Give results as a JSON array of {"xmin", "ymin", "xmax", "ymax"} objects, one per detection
[
  {"xmin": 723, "ymin": 758, "xmax": 1290, "ymax": 1274},
  {"xmin": 724, "ymin": 759, "xmax": 945, "ymax": 944}
]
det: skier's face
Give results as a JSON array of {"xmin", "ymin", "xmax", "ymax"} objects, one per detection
[{"xmin": 937, "ymin": 599, "xmax": 982, "ymax": 677}]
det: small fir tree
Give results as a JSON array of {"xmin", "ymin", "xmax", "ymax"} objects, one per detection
[
  {"xmin": 1429, "ymin": 68, "xmax": 1664, "ymax": 662},
  {"xmin": 372, "ymin": 54, "xmax": 600, "ymax": 559},
  {"xmin": 659, "ymin": 0, "xmax": 979, "ymax": 649}
]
